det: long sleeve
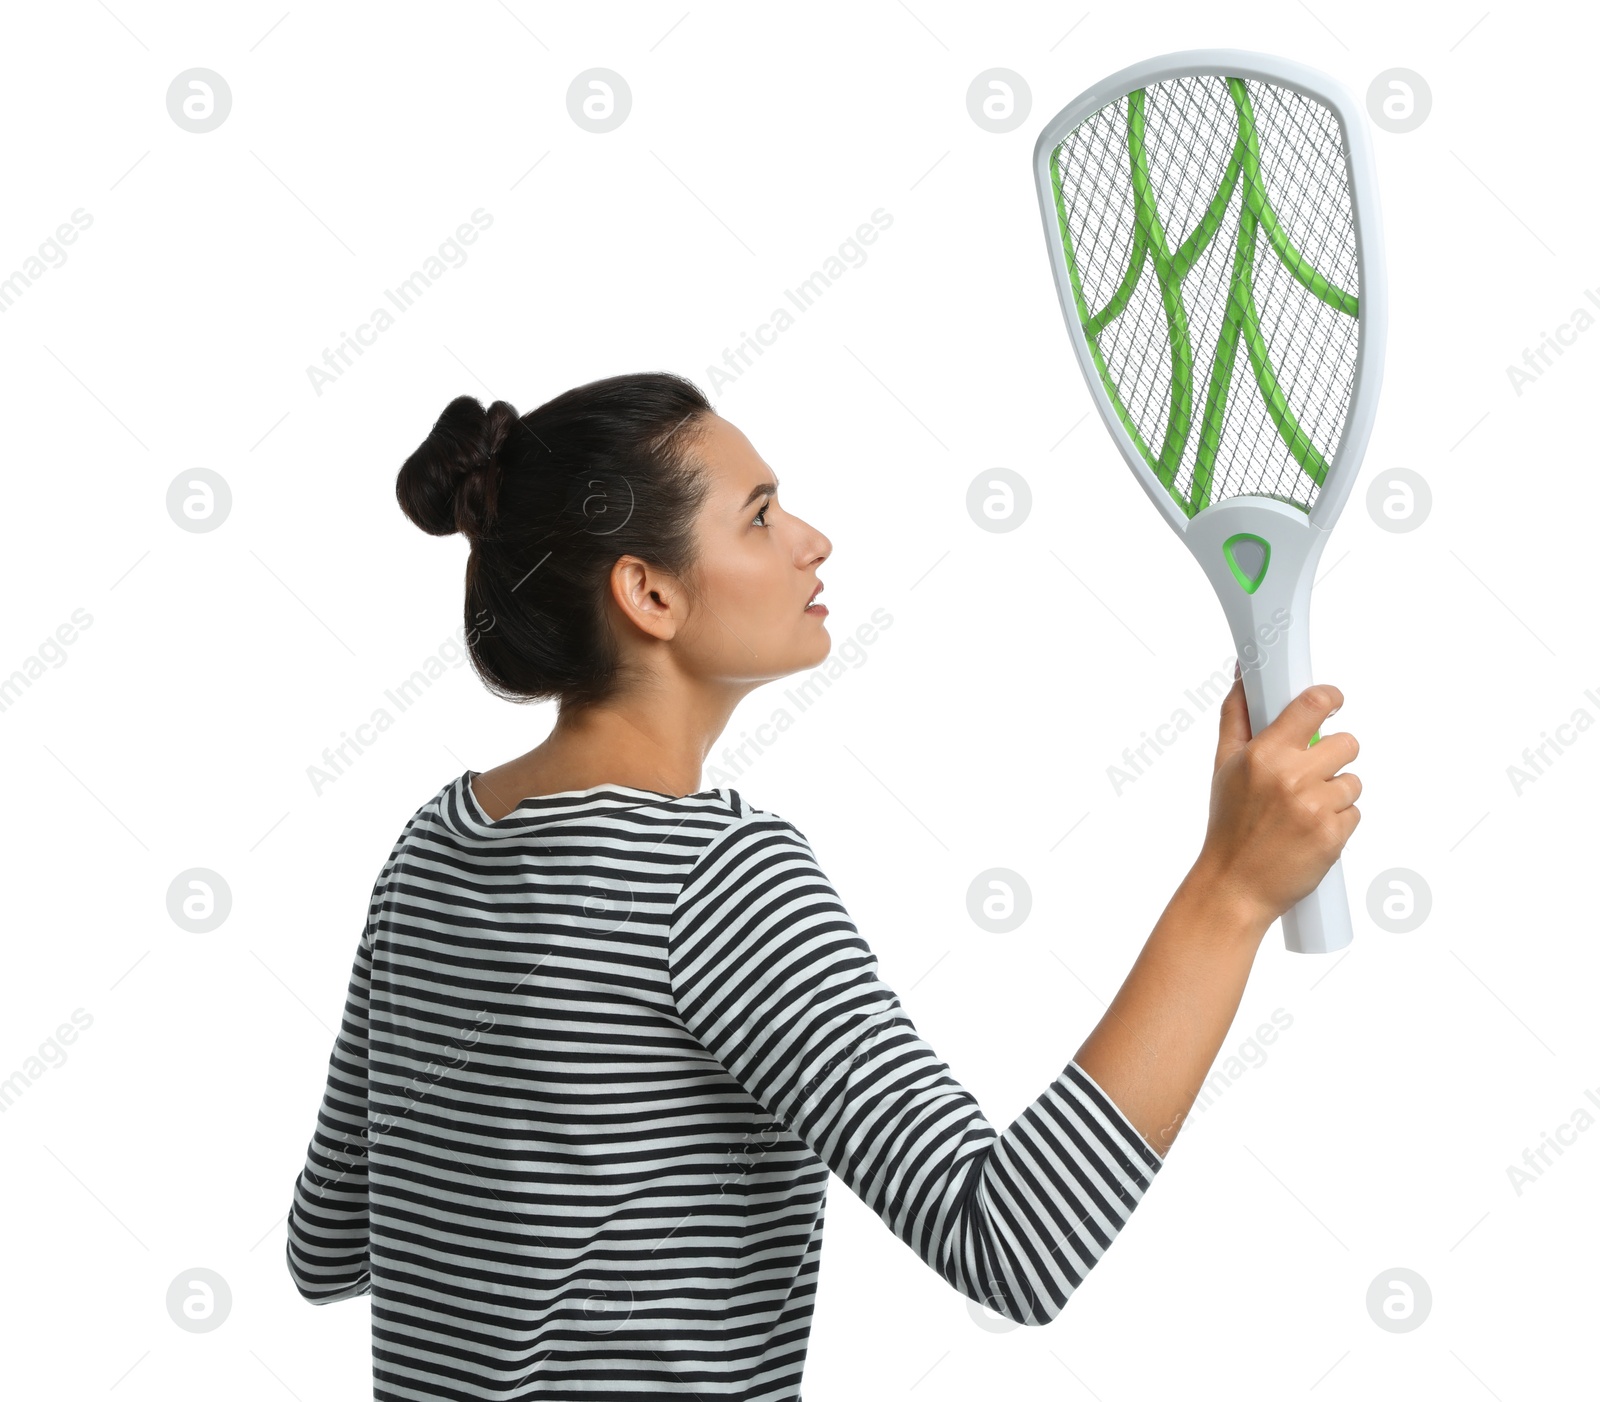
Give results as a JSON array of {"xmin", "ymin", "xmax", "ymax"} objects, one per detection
[
  {"xmin": 285, "ymin": 867, "xmax": 386, "ymax": 1303},
  {"xmin": 666, "ymin": 811, "xmax": 1164, "ymax": 1327}
]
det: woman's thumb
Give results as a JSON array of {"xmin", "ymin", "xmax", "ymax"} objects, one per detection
[{"xmin": 1215, "ymin": 659, "xmax": 1252, "ymax": 766}]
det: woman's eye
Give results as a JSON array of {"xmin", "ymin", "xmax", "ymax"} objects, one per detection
[{"xmin": 754, "ymin": 500, "xmax": 772, "ymax": 526}]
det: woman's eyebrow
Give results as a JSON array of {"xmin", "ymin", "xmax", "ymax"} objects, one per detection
[{"xmin": 739, "ymin": 480, "xmax": 780, "ymax": 510}]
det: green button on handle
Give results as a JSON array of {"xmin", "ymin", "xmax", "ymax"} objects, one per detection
[{"xmin": 1223, "ymin": 532, "xmax": 1271, "ymax": 593}]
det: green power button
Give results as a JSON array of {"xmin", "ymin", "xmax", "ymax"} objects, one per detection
[{"xmin": 1223, "ymin": 533, "xmax": 1270, "ymax": 594}]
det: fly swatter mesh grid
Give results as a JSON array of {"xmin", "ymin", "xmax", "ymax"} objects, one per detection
[{"xmin": 1049, "ymin": 75, "xmax": 1360, "ymax": 518}]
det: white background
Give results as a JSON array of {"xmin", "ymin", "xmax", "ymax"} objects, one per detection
[{"xmin": 1, "ymin": 2, "xmax": 1593, "ymax": 1398}]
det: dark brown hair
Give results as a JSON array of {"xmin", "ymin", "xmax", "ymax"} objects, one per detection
[{"xmin": 395, "ymin": 371, "xmax": 715, "ymax": 711}]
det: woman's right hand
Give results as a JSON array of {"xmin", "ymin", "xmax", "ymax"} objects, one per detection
[{"xmin": 1195, "ymin": 668, "xmax": 1362, "ymax": 929}]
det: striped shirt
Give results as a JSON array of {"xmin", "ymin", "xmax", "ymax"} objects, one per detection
[{"xmin": 287, "ymin": 771, "xmax": 1164, "ymax": 1400}]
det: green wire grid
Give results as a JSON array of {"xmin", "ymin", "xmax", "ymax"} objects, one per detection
[{"xmin": 1050, "ymin": 75, "xmax": 1361, "ymax": 519}]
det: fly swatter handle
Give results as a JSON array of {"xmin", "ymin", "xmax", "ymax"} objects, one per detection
[
  {"xmin": 1281, "ymin": 859, "xmax": 1352, "ymax": 955},
  {"xmin": 1186, "ymin": 498, "xmax": 1354, "ymax": 956},
  {"xmin": 1238, "ymin": 653, "xmax": 1354, "ymax": 956}
]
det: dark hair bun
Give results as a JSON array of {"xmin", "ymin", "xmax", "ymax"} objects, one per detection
[
  {"xmin": 394, "ymin": 372, "xmax": 715, "ymax": 711},
  {"xmin": 396, "ymin": 395, "xmax": 521, "ymax": 540}
]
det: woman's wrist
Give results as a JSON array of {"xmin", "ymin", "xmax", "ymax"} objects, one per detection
[{"xmin": 1178, "ymin": 852, "xmax": 1275, "ymax": 947}]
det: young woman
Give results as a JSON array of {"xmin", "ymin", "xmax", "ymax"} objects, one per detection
[{"xmin": 286, "ymin": 372, "xmax": 1360, "ymax": 1400}]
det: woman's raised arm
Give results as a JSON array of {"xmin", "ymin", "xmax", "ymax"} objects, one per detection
[{"xmin": 1076, "ymin": 672, "xmax": 1359, "ymax": 1155}]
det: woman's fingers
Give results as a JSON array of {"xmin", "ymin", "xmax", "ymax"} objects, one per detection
[{"xmin": 1305, "ymin": 728, "xmax": 1359, "ymax": 779}]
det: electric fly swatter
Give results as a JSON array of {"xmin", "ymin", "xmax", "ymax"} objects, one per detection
[{"xmin": 1033, "ymin": 50, "xmax": 1386, "ymax": 954}]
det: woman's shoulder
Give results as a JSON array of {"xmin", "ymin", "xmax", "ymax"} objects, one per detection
[
  {"xmin": 700, "ymin": 788, "xmax": 815, "ymax": 847},
  {"xmin": 667, "ymin": 794, "xmax": 840, "ymax": 917}
]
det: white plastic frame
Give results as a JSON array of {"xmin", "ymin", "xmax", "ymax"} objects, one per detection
[{"xmin": 1032, "ymin": 49, "xmax": 1388, "ymax": 955}]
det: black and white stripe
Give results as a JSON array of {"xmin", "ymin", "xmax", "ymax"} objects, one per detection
[{"xmin": 287, "ymin": 772, "xmax": 1163, "ymax": 1400}]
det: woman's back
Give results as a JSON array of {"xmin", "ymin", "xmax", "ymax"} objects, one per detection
[{"xmin": 287, "ymin": 770, "xmax": 1162, "ymax": 1401}]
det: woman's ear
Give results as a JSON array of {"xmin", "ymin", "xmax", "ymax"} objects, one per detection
[{"xmin": 608, "ymin": 556, "xmax": 687, "ymax": 641}]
